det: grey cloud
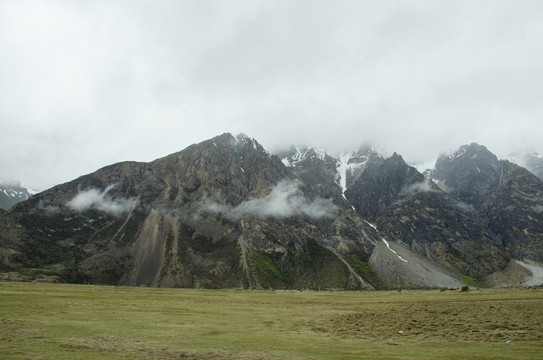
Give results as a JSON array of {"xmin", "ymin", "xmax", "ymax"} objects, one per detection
[
  {"xmin": 1, "ymin": 1, "xmax": 543, "ymax": 189},
  {"xmin": 197, "ymin": 180, "xmax": 337, "ymax": 221},
  {"xmin": 402, "ymin": 179, "xmax": 436, "ymax": 195},
  {"xmin": 453, "ymin": 201, "xmax": 476, "ymax": 214},
  {"xmin": 66, "ymin": 185, "xmax": 138, "ymax": 217}
]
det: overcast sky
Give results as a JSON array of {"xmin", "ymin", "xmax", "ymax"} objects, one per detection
[{"xmin": 1, "ymin": 0, "xmax": 542, "ymax": 190}]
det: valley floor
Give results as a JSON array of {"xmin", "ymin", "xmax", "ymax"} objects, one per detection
[{"xmin": 1, "ymin": 282, "xmax": 542, "ymax": 359}]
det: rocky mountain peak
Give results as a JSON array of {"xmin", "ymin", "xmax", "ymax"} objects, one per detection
[
  {"xmin": 344, "ymin": 153, "xmax": 424, "ymax": 221},
  {"xmin": 434, "ymin": 143, "xmax": 500, "ymax": 179},
  {"xmin": 278, "ymin": 145, "xmax": 336, "ymax": 167},
  {"xmin": 433, "ymin": 143, "xmax": 501, "ymax": 214},
  {"xmin": 188, "ymin": 132, "xmax": 264, "ymax": 155},
  {"xmin": 389, "ymin": 151, "xmax": 403, "ymax": 161},
  {"xmin": 233, "ymin": 133, "xmax": 266, "ymax": 154}
]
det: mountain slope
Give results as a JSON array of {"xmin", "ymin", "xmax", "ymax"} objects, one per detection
[
  {"xmin": 487, "ymin": 161, "xmax": 543, "ymax": 262},
  {"xmin": 281, "ymin": 147, "xmax": 517, "ymax": 287},
  {"xmin": 341, "ymin": 151, "xmax": 510, "ymax": 283},
  {"xmin": 433, "ymin": 143, "xmax": 543, "ymax": 263},
  {"xmin": 1, "ymin": 136, "xmax": 542, "ymax": 289},
  {"xmin": 344, "ymin": 153, "xmax": 424, "ymax": 222},
  {"xmin": 0, "ymin": 134, "xmax": 381, "ymax": 289}
]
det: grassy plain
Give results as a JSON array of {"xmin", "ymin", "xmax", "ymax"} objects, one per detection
[{"xmin": 1, "ymin": 282, "xmax": 542, "ymax": 359}]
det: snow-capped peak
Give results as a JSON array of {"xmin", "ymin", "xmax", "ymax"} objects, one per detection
[
  {"xmin": 280, "ymin": 146, "xmax": 332, "ymax": 167},
  {"xmin": 335, "ymin": 148, "xmax": 380, "ymax": 194},
  {"xmin": 235, "ymin": 133, "xmax": 257, "ymax": 149},
  {"xmin": 0, "ymin": 181, "xmax": 40, "ymax": 209}
]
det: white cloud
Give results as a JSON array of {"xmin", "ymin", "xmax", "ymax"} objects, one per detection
[
  {"xmin": 403, "ymin": 179, "xmax": 436, "ymax": 195},
  {"xmin": 198, "ymin": 180, "xmax": 337, "ymax": 220},
  {"xmin": 66, "ymin": 185, "xmax": 138, "ymax": 217},
  {"xmin": 453, "ymin": 201, "xmax": 476, "ymax": 214},
  {"xmin": 1, "ymin": 1, "xmax": 543, "ymax": 189}
]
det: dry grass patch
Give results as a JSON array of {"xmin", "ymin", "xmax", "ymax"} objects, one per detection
[{"xmin": 319, "ymin": 297, "xmax": 543, "ymax": 342}]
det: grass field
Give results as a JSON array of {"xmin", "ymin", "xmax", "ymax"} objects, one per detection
[{"xmin": 1, "ymin": 282, "xmax": 542, "ymax": 359}]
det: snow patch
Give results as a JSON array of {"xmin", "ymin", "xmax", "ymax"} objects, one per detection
[
  {"xmin": 336, "ymin": 152, "xmax": 352, "ymax": 195},
  {"xmin": 364, "ymin": 220, "xmax": 378, "ymax": 230},
  {"xmin": 455, "ymin": 147, "xmax": 467, "ymax": 158},
  {"xmin": 382, "ymin": 238, "xmax": 409, "ymax": 263},
  {"xmin": 335, "ymin": 152, "xmax": 367, "ymax": 195},
  {"xmin": 284, "ymin": 146, "xmax": 331, "ymax": 167}
]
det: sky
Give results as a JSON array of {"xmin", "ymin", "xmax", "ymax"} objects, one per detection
[{"xmin": 1, "ymin": 0, "xmax": 543, "ymax": 190}]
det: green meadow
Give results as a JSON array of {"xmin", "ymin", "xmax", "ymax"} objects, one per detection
[{"xmin": 1, "ymin": 282, "xmax": 542, "ymax": 359}]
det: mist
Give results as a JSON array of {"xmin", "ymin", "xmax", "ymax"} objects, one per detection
[
  {"xmin": 1, "ymin": 1, "xmax": 543, "ymax": 190},
  {"xmin": 403, "ymin": 179, "xmax": 436, "ymax": 195},
  {"xmin": 66, "ymin": 185, "xmax": 138, "ymax": 217},
  {"xmin": 197, "ymin": 180, "xmax": 337, "ymax": 221}
]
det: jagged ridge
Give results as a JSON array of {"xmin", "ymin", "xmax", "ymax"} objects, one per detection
[{"xmin": 1, "ymin": 135, "xmax": 543, "ymax": 289}]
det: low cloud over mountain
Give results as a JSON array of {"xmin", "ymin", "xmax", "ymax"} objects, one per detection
[
  {"xmin": 67, "ymin": 185, "xmax": 138, "ymax": 217},
  {"xmin": 197, "ymin": 180, "xmax": 337, "ymax": 221}
]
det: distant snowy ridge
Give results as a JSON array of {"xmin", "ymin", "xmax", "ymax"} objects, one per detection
[
  {"xmin": 0, "ymin": 181, "xmax": 40, "ymax": 210},
  {"xmin": 280, "ymin": 146, "xmax": 380, "ymax": 196},
  {"xmin": 280, "ymin": 146, "xmax": 330, "ymax": 167}
]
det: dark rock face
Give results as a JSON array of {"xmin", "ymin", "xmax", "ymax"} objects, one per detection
[
  {"xmin": 345, "ymin": 153, "xmax": 425, "ymax": 222},
  {"xmin": 432, "ymin": 143, "xmax": 543, "ymax": 263},
  {"xmin": 342, "ymin": 150, "xmax": 509, "ymax": 279},
  {"xmin": 375, "ymin": 191, "xmax": 508, "ymax": 278},
  {"xmin": 277, "ymin": 146, "xmax": 342, "ymax": 199},
  {"xmin": 341, "ymin": 146, "xmax": 385, "ymax": 190},
  {"xmin": 488, "ymin": 161, "xmax": 543, "ymax": 262},
  {"xmin": 433, "ymin": 143, "xmax": 501, "ymax": 216}
]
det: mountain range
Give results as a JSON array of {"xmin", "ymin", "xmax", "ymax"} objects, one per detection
[
  {"xmin": 1, "ymin": 133, "xmax": 542, "ymax": 290},
  {"xmin": 0, "ymin": 182, "xmax": 39, "ymax": 211}
]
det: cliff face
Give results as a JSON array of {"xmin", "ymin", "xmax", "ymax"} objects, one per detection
[
  {"xmin": 343, "ymin": 151, "xmax": 509, "ymax": 280},
  {"xmin": 433, "ymin": 143, "xmax": 502, "ymax": 216},
  {"xmin": 487, "ymin": 161, "xmax": 543, "ymax": 262},
  {"xmin": 433, "ymin": 143, "xmax": 543, "ymax": 263},
  {"xmin": 344, "ymin": 153, "xmax": 426, "ymax": 222}
]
